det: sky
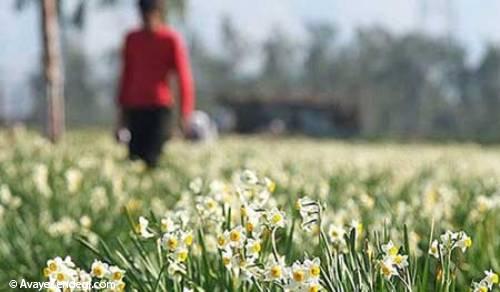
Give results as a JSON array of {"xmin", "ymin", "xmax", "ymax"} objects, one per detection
[{"xmin": 1, "ymin": 0, "xmax": 500, "ymax": 118}]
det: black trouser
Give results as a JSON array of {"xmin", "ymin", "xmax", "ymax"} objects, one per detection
[{"xmin": 124, "ymin": 107, "xmax": 172, "ymax": 168}]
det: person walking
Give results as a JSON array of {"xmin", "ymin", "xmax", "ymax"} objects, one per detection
[{"xmin": 116, "ymin": 0, "xmax": 194, "ymax": 168}]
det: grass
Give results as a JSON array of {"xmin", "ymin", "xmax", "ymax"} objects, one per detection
[{"xmin": 0, "ymin": 129, "xmax": 499, "ymax": 291}]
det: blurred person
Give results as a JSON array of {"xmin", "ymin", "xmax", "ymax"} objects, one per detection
[{"xmin": 115, "ymin": 0, "xmax": 194, "ymax": 168}]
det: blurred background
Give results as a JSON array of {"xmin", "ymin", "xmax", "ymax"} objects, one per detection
[{"xmin": 1, "ymin": 0, "xmax": 500, "ymax": 141}]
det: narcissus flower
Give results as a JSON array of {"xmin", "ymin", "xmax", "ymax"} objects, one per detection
[
  {"xmin": 393, "ymin": 254, "xmax": 409, "ymax": 269},
  {"xmin": 484, "ymin": 270, "xmax": 499, "ymax": 286},
  {"xmin": 350, "ymin": 220, "xmax": 363, "ymax": 236},
  {"xmin": 109, "ymin": 266, "xmax": 125, "ymax": 281},
  {"xmin": 229, "ymin": 225, "xmax": 246, "ymax": 248},
  {"xmin": 472, "ymin": 270, "xmax": 499, "ymax": 292},
  {"xmin": 65, "ymin": 168, "xmax": 83, "ymax": 193},
  {"xmin": 379, "ymin": 257, "xmax": 398, "ymax": 280},
  {"xmin": 382, "ymin": 240, "xmax": 399, "ymax": 257},
  {"xmin": 221, "ymin": 248, "xmax": 234, "ymax": 269},
  {"xmin": 265, "ymin": 255, "xmax": 288, "ymax": 281},
  {"xmin": 328, "ymin": 224, "xmax": 345, "ymax": 244},
  {"xmin": 379, "ymin": 241, "xmax": 409, "ymax": 281},
  {"xmin": 240, "ymin": 170, "xmax": 259, "ymax": 186},
  {"xmin": 291, "ymin": 262, "xmax": 306, "ymax": 284},
  {"xmin": 175, "ymin": 247, "xmax": 189, "ymax": 262},
  {"xmin": 245, "ymin": 238, "xmax": 262, "ymax": 259},
  {"xmin": 160, "ymin": 217, "xmax": 176, "ymax": 233},
  {"xmin": 304, "ymin": 258, "xmax": 321, "ymax": 280},
  {"xmin": 267, "ymin": 208, "xmax": 286, "ymax": 229},
  {"xmin": 456, "ymin": 232, "xmax": 472, "ymax": 252},
  {"xmin": 217, "ymin": 231, "xmax": 230, "ymax": 249},
  {"xmin": 429, "ymin": 240, "xmax": 440, "ymax": 258},
  {"xmin": 435, "ymin": 230, "xmax": 472, "ymax": 255},
  {"xmin": 264, "ymin": 177, "xmax": 276, "ymax": 193},
  {"xmin": 136, "ymin": 216, "xmax": 154, "ymax": 239},
  {"xmin": 162, "ymin": 233, "xmax": 179, "ymax": 251},
  {"xmin": 91, "ymin": 260, "xmax": 109, "ymax": 278}
]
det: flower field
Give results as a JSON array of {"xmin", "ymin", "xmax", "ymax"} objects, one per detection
[{"xmin": 0, "ymin": 129, "xmax": 499, "ymax": 291}]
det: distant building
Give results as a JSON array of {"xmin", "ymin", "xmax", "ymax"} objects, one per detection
[{"xmin": 219, "ymin": 93, "xmax": 359, "ymax": 137}]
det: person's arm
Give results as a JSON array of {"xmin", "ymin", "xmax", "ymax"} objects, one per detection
[{"xmin": 172, "ymin": 32, "xmax": 195, "ymax": 132}]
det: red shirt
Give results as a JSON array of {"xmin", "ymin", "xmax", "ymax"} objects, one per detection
[{"xmin": 117, "ymin": 26, "xmax": 194, "ymax": 120}]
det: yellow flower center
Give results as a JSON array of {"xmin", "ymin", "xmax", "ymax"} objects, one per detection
[
  {"xmin": 293, "ymin": 270, "xmax": 305, "ymax": 282},
  {"xmin": 268, "ymin": 181, "xmax": 276, "ymax": 193},
  {"xmin": 223, "ymin": 257, "xmax": 231, "ymax": 266},
  {"xmin": 394, "ymin": 255, "xmax": 404, "ymax": 264},
  {"xmin": 381, "ymin": 265, "xmax": 391, "ymax": 276},
  {"xmin": 246, "ymin": 222, "xmax": 254, "ymax": 233},
  {"xmin": 206, "ymin": 200, "xmax": 216, "ymax": 209},
  {"xmin": 217, "ymin": 235, "xmax": 226, "ymax": 246},
  {"xmin": 177, "ymin": 250, "xmax": 188, "ymax": 262},
  {"xmin": 184, "ymin": 234, "xmax": 193, "ymax": 246},
  {"xmin": 388, "ymin": 246, "xmax": 398, "ymax": 256},
  {"xmin": 464, "ymin": 238, "xmax": 472, "ymax": 248},
  {"xmin": 168, "ymin": 238, "xmax": 178, "ymax": 250},
  {"xmin": 491, "ymin": 273, "xmax": 499, "ymax": 284},
  {"xmin": 48, "ymin": 262, "xmax": 57, "ymax": 272},
  {"xmin": 161, "ymin": 222, "xmax": 169, "ymax": 232},
  {"xmin": 93, "ymin": 266, "xmax": 104, "ymax": 277},
  {"xmin": 112, "ymin": 271, "xmax": 123, "ymax": 281},
  {"xmin": 310, "ymin": 265, "xmax": 321, "ymax": 277},
  {"xmin": 230, "ymin": 230, "xmax": 241, "ymax": 242},
  {"xmin": 117, "ymin": 282, "xmax": 126, "ymax": 292},
  {"xmin": 479, "ymin": 287, "xmax": 488, "ymax": 292},
  {"xmin": 251, "ymin": 242, "xmax": 261, "ymax": 253},
  {"xmin": 271, "ymin": 265, "xmax": 282, "ymax": 278},
  {"xmin": 56, "ymin": 272, "xmax": 66, "ymax": 282},
  {"xmin": 309, "ymin": 285, "xmax": 320, "ymax": 292},
  {"xmin": 271, "ymin": 214, "xmax": 282, "ymax": 225}
]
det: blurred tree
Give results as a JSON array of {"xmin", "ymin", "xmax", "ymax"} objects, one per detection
[
  {"xmin": 64, "ymin": 38, "xmax": 104, "ymax": 126},
  {"xmin": 197, "ymin": 16, "xmax": 249, "ymax": 94},
  {"xmin": 220, "ymin": 16, "xmax": 249, "ymax": 75},
  {"xmin": 188, "ymin": 16, "xmax": 252, "ymax": 110},
  {"xmin": 474, "ymin": 46, "xmax": 500, "ymax": 141},
  {"xmin": 346, "ymin": 28, "xmax": 466, "ymax": 139},
  {"xmin": 260, "ymin": 28, "xmax": 298, "ymax": 96},
  {"xmin": 348, "ymin": 27, "xmax": 394, "ymax": 136},
  {"xmin": 302, "ymin": 22, "xmax": 336, "ymax": 95},
  {"xmin": 40, "ymin": 0, "xmax": 64, "ymax": 142},
  {"xmin": 188, "ymin": 32, "xmax": 224, "ymax": 110}
]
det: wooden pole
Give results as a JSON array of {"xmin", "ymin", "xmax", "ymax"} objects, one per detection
[{"xmin": 41, "ymin": 0, "xmax": 64, "ymax": 142}]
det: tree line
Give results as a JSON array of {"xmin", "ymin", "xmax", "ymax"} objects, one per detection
[
  {"xmin": 11, "ymin": 1, "xmax": 500, "ymax": 142},
  {"xmin": 192, "ymin": 19, "xmax": 500, "ymax": 142}
]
